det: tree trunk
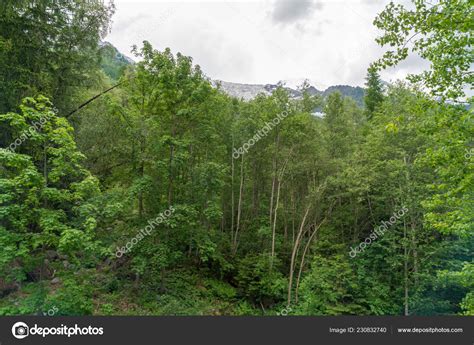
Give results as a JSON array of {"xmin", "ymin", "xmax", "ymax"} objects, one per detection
[
  {"xmin": 403, "ymin": 218, "xmax": 409, "ymax": 316},
  {"xmin": 287, "ymin": 204, "xmax": 311, "ymax": 306},
  {"xmin": 271, "ymin": 179, "xmax": 281, "ymax": 264},
  {"xmin": 269, "ymin": 132, "xmax": 279, "ymax": 225},
  {"xmin": 295, "ymin": 218, "xmax": 327, "ymax": 303},
  {"xmin": 233, "ymin": 154, "xmax": 244, "ymax": 254},
  {"xmin": 231, "ymin": 137, "xmax": 235, "ymax": 244}
]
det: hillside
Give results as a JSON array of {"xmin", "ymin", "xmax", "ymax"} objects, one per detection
[
  {"xmin": 213, "ymin": 80, "xmax": 365, "ymax": 106},
  {"xmin": 99, "ymin": 43, "xmax": 366, "ymax": 105},
  {"xmin": 99, "ymin": 42, "xmax": 134, "ymax": 81}
]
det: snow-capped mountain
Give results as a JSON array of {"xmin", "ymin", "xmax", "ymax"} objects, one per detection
[
  {"xmin": 211, "ymin": 80, "xmax": 302, "ymax": 101},
  {"xmin": 212, "ymin": 80, "xmax": 365, "ymax": 105},
  {"xmin": 100, "ymin": 42, "xmax": 366, "ymax": 104}
]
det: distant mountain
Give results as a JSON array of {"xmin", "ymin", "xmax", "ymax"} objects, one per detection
[
  {"xmin": 213, "ymin": 80, "xmax": 366, "ymax": 106},
  {"xmin": 101, "ymin": 43, "xmax": 366, "ymax": 106},
  {"xmin": 211, "ymin": 80, "xmax": 301, "ymax": 101},
  {"xmin": 322, "ymin": 85, "xmax": 365, "ymax": 106},
  {"xmin": 99, "ymin": 42, "xmax": 134, "ymax": 81}
]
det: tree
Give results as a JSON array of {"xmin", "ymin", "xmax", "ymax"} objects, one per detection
[
  {"xmin": 373, "ymin": 0, "xmax": 473, "ymax": 100},
  {"xmin": 0, "ymin": 96, "xmax": 102, "ymax": 286},
  {"xmin": 0, "ymin": 0, "xmax": 115, "ymax": 113},
  {"xmin": 364, "ymin": 65, "xmax": 384, "ymax": 119}
]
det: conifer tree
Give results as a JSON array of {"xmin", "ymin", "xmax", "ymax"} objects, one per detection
[{"xmin": 364, "ymin": 65, "xmax": 384, "ymax": 119}]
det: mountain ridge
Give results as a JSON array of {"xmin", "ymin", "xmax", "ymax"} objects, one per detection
[
  {"xmin": 100, "ymin": 42, "xmax": 366, "ymax": 106},
  {"xmin": 213, "ymin": 80, "xmax": 365, "ymax": 106}
]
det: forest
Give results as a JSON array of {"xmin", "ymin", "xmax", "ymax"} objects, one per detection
[{"xmin": 0, "ymin": 0, "xmax": 472, "ymax": 316}]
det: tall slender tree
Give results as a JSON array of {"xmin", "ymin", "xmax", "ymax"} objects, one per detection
[{"xmin": 364, "ymin": 65, "xmax": 384, "ymax": 119}]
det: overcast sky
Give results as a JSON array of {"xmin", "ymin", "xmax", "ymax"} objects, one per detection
[{"xmin": 106, "ymin": 0, "xmax": 427, "ymax": 89}]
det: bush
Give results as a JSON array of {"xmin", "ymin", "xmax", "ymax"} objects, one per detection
[
  {"xmin": 44, "ymin": 275, "xmax": 94, "ymax": 315},
  {"xmin": 236, "ymin": 253, "xmax": 286, "ymax": 304}
]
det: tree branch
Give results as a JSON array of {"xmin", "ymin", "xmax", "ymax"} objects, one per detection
[{"xmin": 66, "ymin": 82, "xmax": 122, "ymax": 119}]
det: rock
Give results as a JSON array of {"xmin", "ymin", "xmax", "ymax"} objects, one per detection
[
  {"xmin": 45, "ymin": 250, "xmax": 58, "ymax": 259},
  {"xmin": 51, "ymin": 277, "xmax": 61, "ymax": 284}
]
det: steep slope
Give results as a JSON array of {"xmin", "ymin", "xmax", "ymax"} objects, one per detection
[{"xmin": 99, "ymin": 42, "xmax": 134, "ymax": 81}]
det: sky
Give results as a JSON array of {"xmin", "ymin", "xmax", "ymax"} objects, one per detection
[{"xmin": 106, "ymin": 0, "xmax": 427, "ymax": 89}]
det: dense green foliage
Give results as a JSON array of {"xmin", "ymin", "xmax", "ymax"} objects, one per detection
[
  {"xmin": 373, "ymin": 0, "xmax": 473, "ymax": 100},
  {"xmin": 0, "ymin": 0, "xmax": 114, "ymax": 113},
  {"xmin": 0, "ymin": 0, "xmax": 472, "ymax": 316}
]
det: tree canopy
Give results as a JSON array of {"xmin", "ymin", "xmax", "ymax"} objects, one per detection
[{"xmin": 0, "ymin": 0, "xmax": 472, "ymax": 317}]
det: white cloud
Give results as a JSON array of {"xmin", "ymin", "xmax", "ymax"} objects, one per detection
[{"xmin": 107, "ymin": 0, "xmax": 426, "ymax": 88}]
